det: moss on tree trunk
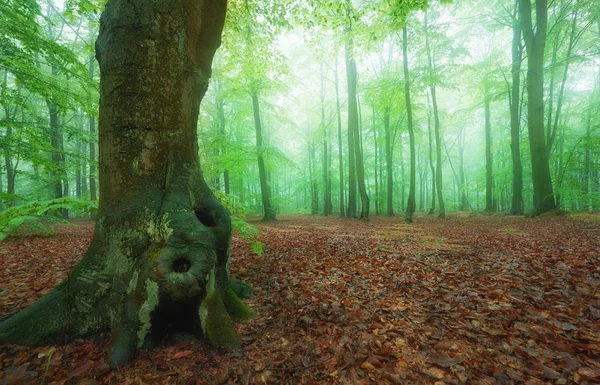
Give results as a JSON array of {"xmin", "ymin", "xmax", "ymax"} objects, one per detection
[{"xmin": 0, "ymin": 0, "xmax": 253, "ymax": 369}]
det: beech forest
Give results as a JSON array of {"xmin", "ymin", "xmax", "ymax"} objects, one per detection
[{"xmin": 1, "ymin": 0, "xmax": 599, "ymax": 384}]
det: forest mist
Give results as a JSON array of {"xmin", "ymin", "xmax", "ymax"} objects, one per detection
[{"xmin": 1, "ymin": 0, "xmax": 599, "ymax": 221}]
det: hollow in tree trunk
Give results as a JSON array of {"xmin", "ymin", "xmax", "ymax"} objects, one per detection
[{"xmin": 0, "ymin": 0, "xmax": 253, "ymax": 369}]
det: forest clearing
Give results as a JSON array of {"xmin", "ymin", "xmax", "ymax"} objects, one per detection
[{"xmin": 1, "ymin": 214, "xmax": 599, "ymax": 384}]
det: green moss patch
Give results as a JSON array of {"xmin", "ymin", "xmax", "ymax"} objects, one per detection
[
  {"xmin": 222, "ymin": 288, "xmax": 254, "ymax": 321},
  {"xmin": 199, "ymin": 291, "xmax": 240, "ymax": 349}
]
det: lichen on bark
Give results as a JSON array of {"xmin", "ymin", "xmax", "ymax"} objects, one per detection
[{"xmin": 0, "ymin": 0, "xmax": 251, "ymax": 370}]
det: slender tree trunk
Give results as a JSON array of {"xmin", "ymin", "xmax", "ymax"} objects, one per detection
[
  {"xmin": 546, "ymin": 34, "xmax": 559, "ymax": 147},
  {"xmin": 321, "ymin": 63, "xmax": 332, "ymax": 216},
  {"xmin": 352, "ymin": 90, "xmax": 369, "ymax": 219},
  {"xmin": 88, "ymin": 55, "xmax": 98, "ymax": 202},
  {"xmin": 403, "ymin": 26, "xmax": 416, "ymax": 223},
  {"xmin": 309, "ymin": 139, "xmax": 318, "ymax": 215},
  {"xmin": 345, "ymin": 25, "xmax": 357, "ymax": 219},
  {"xmin": 334, "ymin": 54, "xmax": 345, "ymax": 218},
  {"xmin": 521, "ymin": 0, "xmax": 555, "ymax": 214},
  {"xmin": 425, "ymin": 14, "xmax": 445, "ymax": 218},
  {"xmin": 555, "ymin": 123, "xmax": 566, "ymax": 207},
  {"xmin": 1, "ymin": 70, "xmax": 16, "ymax": 206},
  {"xmin": 509, "ymin": 0, "xmax": 524, "ymax": 215},
  {"xmin": 426, "ymin": 90, "xmax": 436, "ymax": 215},
  {"xmin": 484, "ymin": 83, "xmax": 494, "ymax": 212},
  {"xmin": 373, "ymin": 106, "xmax": 379, "ymax": 216},
  {"xmin": 76, "ymin": 112, "xmax": 84, "ymax": 198},
  {"xmin": 251, "ymin": 92, "xmax": 276, "ymax": 221},
  {"xmin": 0, "ymin": 168, "xmax": 3, "ymax": 211},
  {"xmin": 47, "ymin": 99, "xmax": 63, "ymax": 200},
  {"xmin": 383, "ymin": 106, "xmax": 394, "ymax": 216},
  {"xmin": 215, "ymin": 77, "xmax": 230, "ymax": 195},
  {"xmin": 549, "ymin": 9, "xmax": 578, "ymax": 153}
]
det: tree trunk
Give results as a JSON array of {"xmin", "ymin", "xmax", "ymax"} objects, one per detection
[
  {"xmin": 425, "ymin": 14, "xmax": 445, "ymax": 218},
  {"xmin": 384, "ymin": 106, "xmax": 394, "ymax": 217},
  {"xmin": 251, "ymin": 92, "xmax": 276, "ymax": 221},
  {"xmin": 373, "ymin": 106, "xmax": 379, "ymax": 216},
  {"xmin": 348, "ymin": 56, "xmax": 369, "ymax": 220},
  {"xmin": 309, "ymin": 139, "xmax": 318, "ymax": 215},
  {"xmin": 345, "ymin": 25, "xmax": 357, "ymax": 219},
  {"xmin": 509, "ymin": 0, "xmax": 524, "ymax": 215},
  {"xmin": 215, "ymin": 77, "xmax": 230, "ymax": 195},
  {"xmin": 321, "ymin": 63, "xmax": 332, "ymax": 216},
  {"xmin": 403, "ymin": 26, "xmax": 416, "ymax": 223},
  {"xmin": 520, "ymin": 0, "xmax": 555, "ymax": 214},
  {"xmin": 88, "ymin": 55, "xmax": 98, "ymax": 202},
  {"xmin": 426, "ymin": 90, "xmax": 436, "ymax": 215},
  {"xmin": 0, "ymin": 0, "xmax": 253, "ymax": 369},
  {"xmin": 484, "ymin": 83, "xmax": 494, "ymax": 212},
  {"xmin": 549, "ymin": 9, "xmax": 578, "ymax": 154},
  {"xmin": 335, "ymin": 54, "xmax": 345, "ymax": 218},
  {"xmin": 45, "ymin": 66, "xmax": 64, "ymax": 204}
]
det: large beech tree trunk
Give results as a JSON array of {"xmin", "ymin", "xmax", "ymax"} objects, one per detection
[{"xmin": 0, "ymin": 0, "xmax": 252, "ymax": 369}]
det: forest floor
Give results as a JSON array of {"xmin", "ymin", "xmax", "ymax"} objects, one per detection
[{"xmin": 0, "ymin": 213, "xmax": 599, "ymax": 384}]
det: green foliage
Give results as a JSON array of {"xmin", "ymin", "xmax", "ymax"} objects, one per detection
[
  {"xmin": 0, "ymin": 198, "xmax": 97, "ymax": 241},
  {"xmin": 232, "ymin": 217, "xmax": 264, "ymax": 255},
  {"xmin": 214, "ymin": 191, "xmax": 264, "ymax": 255}
]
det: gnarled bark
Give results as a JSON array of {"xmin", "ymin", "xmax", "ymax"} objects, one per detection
[{"xmin": 0, "ymin": 0, "xmax": 252, "ymax": 369}]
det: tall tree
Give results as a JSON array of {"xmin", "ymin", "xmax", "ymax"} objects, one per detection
[
  {"xmin": 483, "ymin": 81, "xmax": 495, "ymax": 212},
  {"xmin": 508, "ymin": 0, "xmax": 524, "ymax": 215},
  {"xmin": 402, "ymin": 26, "xmax": 416, "ymax": 222},
  {"xmin": 424, "ymin": 13, "xmax": 446, "ymax": 218},
  {"xmin": 334, "ymin": 53, "xmax": 346, "ymax": 217},
  {"xmin": 1, "ymin": 0, "xmax": 252, "ymax": 369},
  {"xmin": 321, "ymin": 63, "xmax": 333, "ymax": 216},
  {"xmin": 520, "ymin": 0, "xmax": 556, "ymax": 214}
]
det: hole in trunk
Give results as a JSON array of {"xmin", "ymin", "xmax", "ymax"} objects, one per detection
[
  {"xmin": 195, "ymin": 210, "xmax": 216, "ymax": 227},
  {"xmin": 148, "ymin": 295, "xmax": 203, "ymax": 346},
  {"xmin": 173, "ymin": 258, "xmax": 191, "ymax": 273}
]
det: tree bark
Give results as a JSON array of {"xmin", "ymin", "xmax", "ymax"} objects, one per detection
[
  {"xmin": 425, "ymin": 14, "xmax": 445, "ymax": 218},
  {"xmin": 520, "ymin": 0, "xmax": 556, "ymax": 214},
  {"xmin": 251, "ymin": 92, "xmax": 276, "ymax": 221},
  {"xmin": 549, "ymin": 9, "xmax": 578, "ymax": 154},
  {"xmin": 426, "ymin": 90, "xmax": 436, "ymax": 215},
  {"xmin": 349, "ymin": 57, "xmax": 369, "ymax": 220},
  {"xmin": 321, "ymin": 63, "xmax": 332, "ymax": 216},
  {"xmin": 484, "ymin": 82, "xmax": 494, "ymax": 212},
  {"xmin": 509, "ymin": 0, "xmax": 524, "ymax": 215},
  {"xmin": 403, "ymin": 26, "xmax": 416, "ymax": 223},
  {"xmin": 0, "ymin": 0, "xmax": 252, "ymax": 369},
  {"xmin": 335, "ymin": 54, "xmax": 345, "ymax": 217},
  {"xmin": 88, "ymin": 55, "xmax": 98, "ymax": 202},
  {"xmin": 309, "ymin": 139, "xmax": 318, "ymax": 215},
  {"xmin": 345, "ymin": 14, "xmax": 358, "ymax": 219},
  {"xmin": 383, "ymin": 106, "xmax": 394, "ymax": 217},
  {"xmin": 373, "ymin": 106, "xmax": 380, "ymax": 216}
]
